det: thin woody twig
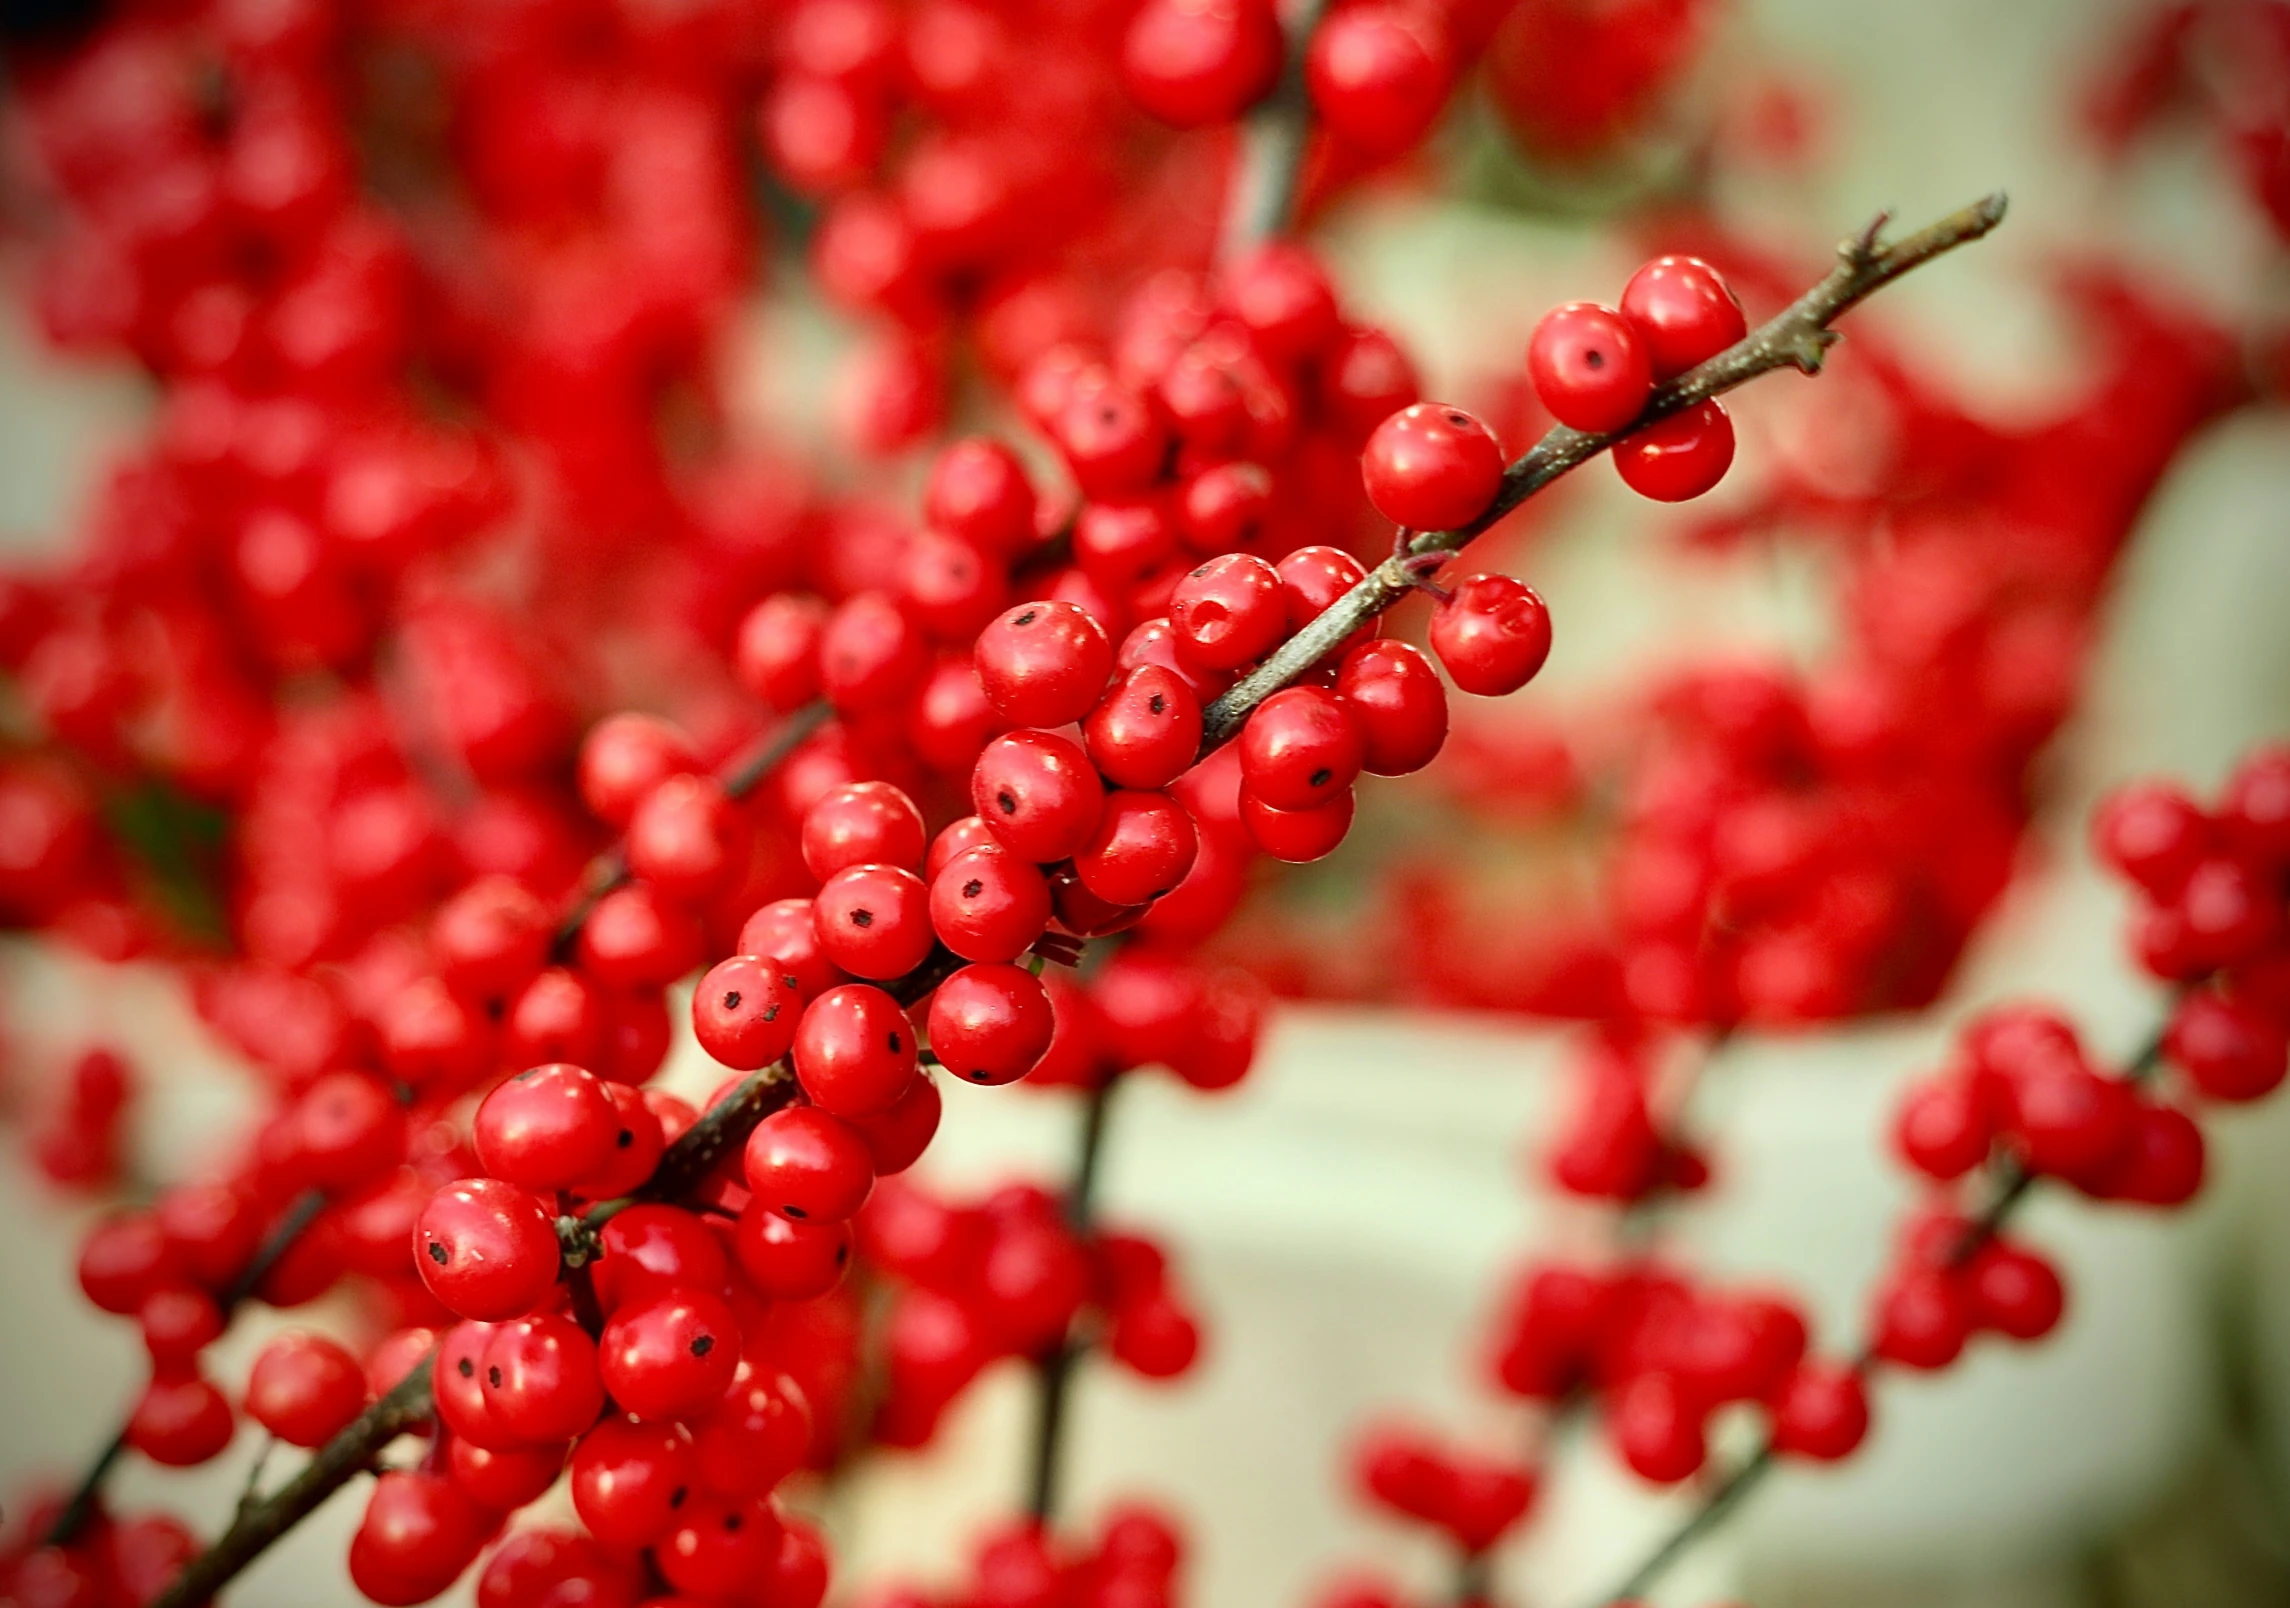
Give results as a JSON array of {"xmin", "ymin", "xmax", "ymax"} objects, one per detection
[{"xmin": 1199, "ymin": 193, "xmax": 2011, "ymax": 750}]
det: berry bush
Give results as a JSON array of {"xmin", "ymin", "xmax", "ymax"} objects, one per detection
[{"xmin": 0, "ymin": 0, "xmax": 2284, "ymax": 1606}]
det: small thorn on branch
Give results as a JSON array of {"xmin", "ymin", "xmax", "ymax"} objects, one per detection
[{"xmin": 1844, "ymin": 209, "xmax": 1893, "ymax": 265}]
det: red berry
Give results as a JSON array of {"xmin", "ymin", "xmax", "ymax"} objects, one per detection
[
  {"xmin": 1274, "ymin": 544, "xmax": 1372, "ymax": 641},
  {"xmin": 974, "ymin": 601, "xmax": 1114, "ymax": 729},
  {"xmin": 593, "ymin": 1204, "xmax": 731, "ymax": 1315},
  {"xmin": 247, "ymin": 1330, "xmax": 367, "ymax": 1447},
  {"xmin": 1892, "ymin": 1070, "xmax": 1993, "ymax": 1180},
  {"xmin": 819, "ymin": 591, "xmax": 929, "ymax": 710},
  {"xmin": 1619, "ymin": 255, "xmax": 1746, "ymax": 379},
  {"xmin": 1769, "ymin": 1360, "xmax": 1869, "ymax": 1461},
  {"xmin": 2221, "ymin": 744, "xmax": 2290, "ymax": 864},
  {"xmin": 1239, "ymin": 686, "xmax": 1365, "ymax": 811},
  {"xmin": 2167, "ymin": 990, "xmax": 2289, "ymax": 1101},
  {"xmin": 79, "ymin": 1213, "xmax": 178, "ymax": 1315},
  {"xmin": 1527, "ymin": 302, "xmax": 1653, "ymax": 433},
  {"xmin": 579, "ymin": 714, "xmax": 699, "ymax": 830},
  {"xmin": 930, "ymin": 843, "xmax": 1053, "ymax": 963},
  {"xmin": 446, "ymin": 1438, "xmax": 564, "ymax": 1511},
  {"xmin": 290, "ymin": 1070, "xmax": 406, "ymax": 1190},
  {"xmin": 2091, "ymin": 1101, "xmax": 2206, "ymax": 1206},
  {"xmin": 971, "ymin": 730, "xmax": 1105, "ymax": 863},
  {"xmin": 903, "ymin": 529, "xmax": 1009, "ymax": 642},
  {"xmin": 627, "ymin": 773, "xmax": 737, "ymax": 905},
  {"xmin": 431, "ymin": 875, "xmax": 551, "ymax": 1003},
  {"xmin": 1360, "ymin": 403, "xmax": 1505, "ymax": 531},
  {"xmin": 734, "ymin": 1199, "xmax": 855, "ymax": 1298},
  {"xmin": 1428, "ymin": 574, "xmax": 1552, "ymax": 696},
  {"xmin": 1221, "ymin": 243, "xmax": 1341, "ymax": 363},
  {"xmin": 507, "ymin": 967, "xmax": 606, "ymax": 1070},
  {"xmin": 571, "ymin": 1415, "xmax": 695, "ymax": 1546},
  {"xmin": 1175, "ymin": 460, "xmax": 1275, "ymax": 555},
  {"xmin": 1871, "ymin": 1266, "xmax": 1970, "ymax": 1370},
  {"xmin": 657, "ymin": 1495, "xmax": 783, "ymax": 1601},
  {"xmin": 910, "ymin": 654, "xmax": 1003, "ymax": 773},
  {"xmin": 414, "ymin": 1177, "xmax": 561, "ymax": 1322},
  {"xmin": 1123, "ymin": 0, "xmax": 1283, "ymax": 127},
  {"xmin": 738, "ymin": 898, "xmax": 849, "ymax": 999},
  {"xmin": 348, "ymin": 1471, "xmax": 491, "ymax": 1606},
  {"xmin": 1075, "ymin": 497, "xmax": 1180, "ymax": 592},
  {"xmin": 1324, "ymin": 326, "xmax": 1422, "ymax": 445},
  {"xmin": 1613, "ymin": 398, "xmax": 1735, "ymax": 501},
  {"xmin": 1118, "ymin": 614, "xmax": 1238, "ymax": 701},
  {"xmin": 578, "ymin": 884, "xmax": 705, "ymax": 990},
  {"xmin": 1075, "ymin": 789, "xmax": 1200, "ymax": 906},
  {"xmin": 692, "ymin": 956, "xmax": 802, "ymax": 1071},
  {"xmin": 2001, "ymin": 1060, "xmax": 2134, "ymax": 1182},
  {"xmin": 2092, "ymin": 780, "xmax": 2210, "ymax": 894},
  {"xmin": 928, "ymin": 962, "xmax": 1055, "ymax": 1085},
  {"xmin": 925, "ymin": 438, "xmax": 1036, "ymax": 558},
  {"xmin": 744, "ymin": 1106, "xmax": 876, "ymax": 1222},
  {"xmin": 736, "ymin": 595, "xmax": 829, "ymax": 711},
  {"xmin": 1085, "ymin": 665, "xmax": 1204, "ymax": 790},
  {"xmin": 692, "ymin": 1367, "xmax": 812, "ymax": 1497},
  {"xmin": 793, "ymin": 983, "xmax": 920, "ymax": 1117},
  {"xmin": 1239, "ymin": 786, "xmax": 1355, "ymax": 862},
  {"xmin": 1054, "ymin": 380, "xmax": 1169, "ymax": 499},
  {"xmin": 2174, "ymin": 855, "xmax": 2280, "ymax": 970},
  {"xmin": 1305, "ymin": 4, "xmax": 1454, "ymax": 156},
  {"xmin": 474, "ymin": 1062, "xmax": 619, "ymax": 1192},
  {"xmin": 812, "ymin": 863, "xmax": 936, "ymax": 979},
  {"xmin": 481, "ymin": 1311, "xmax": 606, "ymax": 1443},
  {"xmin": 1170, "ymin": 553, "xmax": 1287, "ymax": 672},
  {"xmin": 1335, "ymin": 639, "xmax": 1447, "ymax": 775},
  {"xmin": 599, "ymin": 1286, "xmax": 740, "ymax": 1420},
  {"xmin": 1609, "ymin": 1372, "xmax": 1706, "ymax": 1483},
  {"xmin": 801, "ymin": 781, "xmax": 925, "ymax": 880},
  {"xmin": 1966, "ymin": 1241, "xmax": 2066, "ymax": 1340},
  {"xmin": 128, "ymin": 1369, "xmax": 236, "ymax": 1467},
  {"xmin": 847, "ymin": 1067, "xmax": 943, "ymax": 1175}
]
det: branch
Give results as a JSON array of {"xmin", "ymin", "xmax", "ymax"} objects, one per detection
[
  {"xmin": 1198, "ymin": 193, "xmax": 2010, "ymax": 748},
  {"xmin": 1218, "ymin": 0, "xmax": 1332, "ymax": 258},
  {"xmin": 1026, "ymin": 1071, "xmax": 1123, "ymax": 1521},
  {"xmin": 1579, "ymin": 1009, "xmax": 2168, "ymax": 1608}
]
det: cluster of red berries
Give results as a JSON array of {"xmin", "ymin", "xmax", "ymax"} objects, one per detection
[
  {"xmin": 30, "ymin": 1047, "xmax": 133, "ymax": 1192},
  {"xmin": 1527, "ymin": 253, "xmax": 1745, "ymax": 499},
  {"xmin": 0, "ymin": 1504, "xmax": 199, "ymax": 1608},
  {"xmin": 857, "ymin": 1503, "xmax": 1187, "ymax": 1608},
  {"xmin": 862, "ymin": 1179, "xmax": 1203, "ymax": 1448},
  {"xmin": 1350, "ymin": 1423, "xmax": 1538, "ymax": 1558}
]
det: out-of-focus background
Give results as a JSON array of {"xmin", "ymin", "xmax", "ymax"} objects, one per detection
[{"xmin": 3, "ymin": 0, "xmax": 2290, "ymax": 1604}]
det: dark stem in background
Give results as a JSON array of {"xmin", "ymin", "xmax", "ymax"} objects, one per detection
[
  {"xmin": 44, "ymin": 1185, "xmax": 330, "ymax": 1547},
  {"xmin": 1581, "ymin": 1013, "xmax": 2171, "ymax": 1608},
  {"xmin": 1198, "ymin": 193, "xmax": 2010, "ymax": 750},
  {"xmin": 1220, "ymin": 0, "xmax": 1333, "ymax": 258},
  {"xmin": 1027, "ymin": 1073, "xmax": 1124, "ymax": 1522}
]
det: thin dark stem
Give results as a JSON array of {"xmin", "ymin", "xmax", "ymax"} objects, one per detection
[
  {"xmin": 1454, "ymin": 1547, "xmax": 1493, "ymax": 1606},
  {"xmin": 1027, "ymin": 1073, "xmax": 1123, "ymax": 1522},
  {"xmin": 43, "ymin": 1185, "xmax": 329, "ymax": 1547},
  {"xmin": 1218, "ymin": 0, "xmax": 1331, "ymax": 258},
  {"xmin": 1580, "ymin": 1004, "xmax": 2172, "ymax": 1607},
  {"xmin": 1199, "ymin": 193, "xmax": 2010, "ymax": 750}
]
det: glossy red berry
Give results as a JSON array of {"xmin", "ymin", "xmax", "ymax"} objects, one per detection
[
  {"xmin": 2221, "ymin": 744, "xmax": 2290, "ymax": 863},
  {"xmin": 929, "ymin": 843, "xmax": 1053, "ymax": 963},
  {"xmin": 793, "ymin": 984, "xmax": 920, "ymax": 1117},
  {"xmin": 1221, "ymin": 243, "xmax": 1341, "ymax": 363},
  {"xmin": 903, "ymin": 529, "xmax": 1009, "ymax": 642},
  {"xmin": 1609, "ymin": 1372, "xmax": 1706, "ymax": 1484},
  {"xmin": 571, "ymin": 1415, "xmax": 695, "ymax": 1546},
  {"xmin": 1305, "ymin": 4, "xmax": 1454, "ymax": 156},
  {"xmin": 1527, "ymin": 302, "xmax": 1653, "ymax": 433},
  {"xmin": 627, "ymin": 773, "xmax": 737, "ymax": 904},
  {"xmin": 1170, "ymin": 554, "xmax": 1287, "ymax": 672},
  {"xmin": 929, "ymin": 962, "xmax": 1055, "ymax": 1085},
  {"xmin": 819, "ymin": 591, "xmax": 929, "ymax": 710},
  {"xmin": 1176, "ymin": 460, "xmax": 1275, "ymax": 554},
  {"xmin": 79, "ymin": 1213, "xmax": 178, "ymax": 1315},
  {"xmin": 1361, "ymin": 403, "xmax": 1505, "ymax": 531},
  {"xmin": 1123, "ymin": 0, "xmax": 1284, "ymax": 127},
  {"xmin": 600, "ymin": 1286, "xmax": 740, "ymax": 1420},
  {"xmin": 1428, "ymin": 574, "xmax": 1552, "ymax": 696},
  {"xmin": 2093, "ymin": 780, "xmax": 2210, "ymax": 895},
  {"xmin": 1240, "ymin": 786, "xmax": 1355, "ymax": 862},
  {"xmin": 1770, "ymin": 1361, "xmax": 1870, "ymax": 1461},
  {"xmin": 349, "ymin": 1471, "xmax": 491, "ymax": 1607},
  {"xmin": 739, "ymin": 898, "xmax": 849, "ymax": 999},
  {"xmin": 1274, "ymin": 544, "xmax": 1372, "ymax": 640},
  {"xmin": 2094, "ymin": 1101, "xmax": 2206, "ymax": 1205},
  {"xmin": 578, "ymin": 884, "xmax": 705, "ymax": 990},
  {"xmin": 593, "ymin": 1205, "xmax": 731, "ymax": 1315},
  {"xmin": 657, "ymin": 1495, "xmax": 783, "ymax": 1601},
  {"xmin": 692, "ymin": 1366, "xmax": 812, "ymax": 1497},
  {"xmin": 801, "ymin": 781, "xmax": 926, "ymax": 880},
  {"xmin": 431, "ymin": 875, "xmax": 551, "ymax": 1003},
  {"xmin": 848, "ymin": 1069, "xmax": 943, "ymax": 1175},
  {"xmin": 482, "ymin": 1312, "xmax": 606, "ymax": 1443},
  {"xmin": 972, "ymin": 730, "xmax": 1105, "ymax": 863},
  {"xmin": 812, "ymin": 863, "xmax": 935, "ymax": 979},
  {"xmin": 128, "ymin": 1369, "xmax": 236, "ymax": 1467},
  {"xmin": 1075, "ymin": 790, "xmax": 1200, "ymax": 906},
  {"xmin": 1613, "ymin": 398, "xmax": 1735, "ymax": 501},
  {"xmin": 579, "ymin": 714, "xmax": 699, "ymax": 830},
  {"xmin": 474, "ymin": 1062, "xmax": 619, "ymax": 1192},
  {"xmin": 1239, "ymin": 686, "xmax": 1365, "ymax": 811},
  {"xmin": 1085, "ymin": 665, "xmax": 1205, "ymax": 791},
  {"xmin": 734, "ymin": 1200, "xmax": 855, "ymax": 1298},
  {"xmin": 1335, "ymin": 639, "xmax": 1447, "ymax": 775},
  {"xmin": 692, "ymin": 956, "xmax": 801, "ymax": 1071},
  {"xmin": 414, "ymin": 1178, "xmax": 561, "ymax": 1322},
  {"xmin": 1893, "ymin": 1070, "xmax": 1993, "ymax": 1180},
  {"xmin": 507, "ymin": 968, "xmax": 606, "ymax": 1071},
  {"xmin": 246, "ymin": 1330, "xmax": 367, "ymax": 1447},
  {"xmin": 744, "ymin": 1106, "xmax": 876, "ymax": 1222},
  {"xmin": 289, "ymin": 1070, "xmax": 406, "ymax": 1190},
  {"xmin": 447, "ymin": 1439, "xmax": 565, "ymax": 1511},
  {"xmin": 974, "ymin": 602, "xmax": 1114, "ymax": 729},
  {"xmin": 1871, "ymin": 1266, "xmax": 1971, "ymax": 1370},
  {"xmin": 1619, "ymin": 255, "xmax": 1746, "ymax": 379},
  {"xmin": 1054, "ymin": 380, "xmax": 1169, "ymax": 499}
]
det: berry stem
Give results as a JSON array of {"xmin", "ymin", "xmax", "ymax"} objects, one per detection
[
  {"xmin": 1197, "ymin": 193, "xmax": 2010, "ymax": 750},
  {"xmin": 1026, "ymin": 1070, "xmax": 1124, "ymax": 1522},
  {"xmin": 1578, "ymin": 1010, "xmax": 2170, "ymax": 1608},
  {"xmin": 1219, "ymin": 0, "xmax": 1333, "ymax": 258}
]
